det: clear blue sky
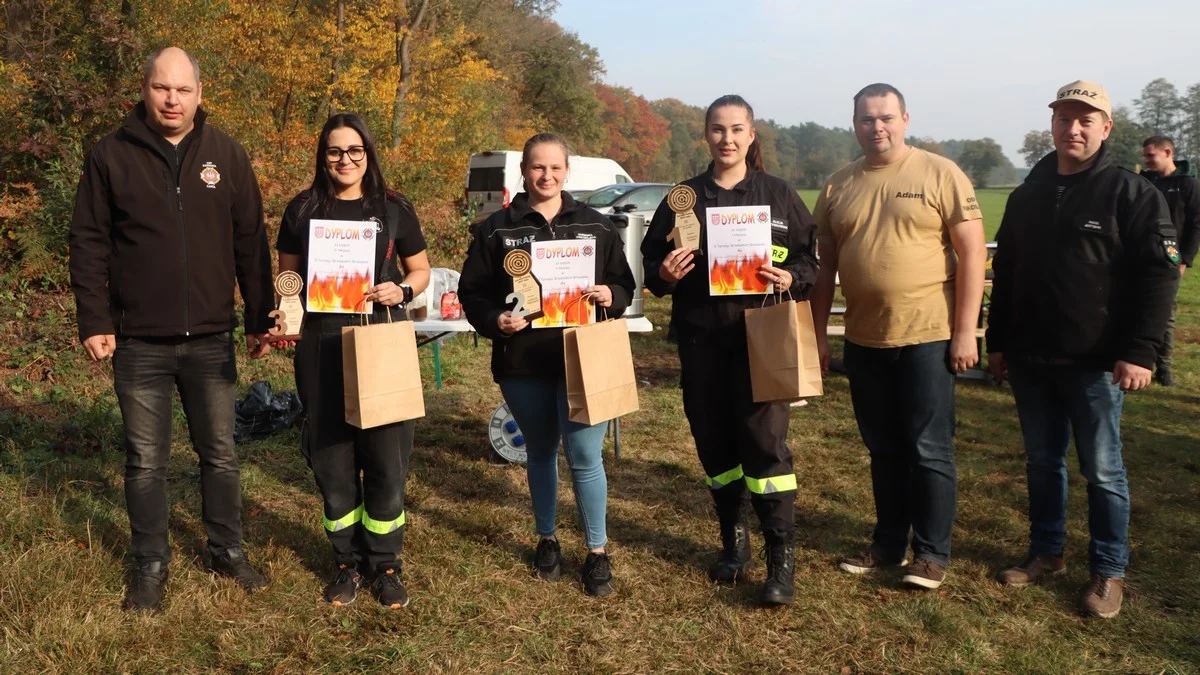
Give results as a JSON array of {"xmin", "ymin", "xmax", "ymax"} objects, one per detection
[{"xmin": 554, "ymin": 0, "xmax": 1200, "ymax": 165}]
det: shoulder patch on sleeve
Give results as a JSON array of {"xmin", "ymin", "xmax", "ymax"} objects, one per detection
[{"xmin": 1164, "ymin": 239, "xmax": 1182, "ymax": 265}]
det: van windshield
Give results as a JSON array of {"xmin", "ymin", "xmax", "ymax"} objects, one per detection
[
  {"xmin": 583, "ymin": 184, "xmax": 637, "ymax": 207},
  {"xmin": 468, "ymin": 167, "xmax": 505, "ymax": 191}
]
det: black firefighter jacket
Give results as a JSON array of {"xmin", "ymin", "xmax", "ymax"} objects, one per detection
[
  {"xmin": 986, "ymin": 143, "xmax": 1179, "ymax": 370},
  {"xmin": 459, "ymin": 191, "xmax": 636, "ymax": 382},
  {"xmin": 641, "ymin": 168, "xmax": 819, "ymax": 344},
  {"xmin": 69, "ymin": 103, "xmax": 273, "ymax": 340}
]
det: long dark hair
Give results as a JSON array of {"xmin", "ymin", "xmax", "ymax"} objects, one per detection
[
  {"xmin": 705, "ymin": 94, "xmax": 764, "ymax": 173},
  {"xmin": 304, "ymin": 113, "xmax": 393, "ymax": 220}
]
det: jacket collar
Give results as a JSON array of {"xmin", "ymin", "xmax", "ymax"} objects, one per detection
[
  {"xmin": 507, "ymin": 191, "xmax": 584, "ymax": 225},
  {"xmin": 121, "ymin": 101, "xmax": 208, "ymax": 150},
  {"xmin": 1027, "ymin": 141, "xmax": 1113, "ymax": 184},
  {"xmin": 701, "ymin": 165, "xmax": 757, "ymax": 200}
]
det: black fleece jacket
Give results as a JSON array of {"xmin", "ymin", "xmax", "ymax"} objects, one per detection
[
  {"xmin": 640, "ymin": 168, "xmax": 818, "ymax": 343},
  {"xmin": 987, "ymin": 143, "xmax": 1178, "ymax": 370},
  {"xmin": 1141, "ymin": 159, "xmax": 1200, "ymax": 267},
  {"xmin": 459, "ymin": 192, "xmax": 636, "ymax": 382},
  {"xmin": 69, "ymin": 103, "xmax": 273, "ymax": 340}
]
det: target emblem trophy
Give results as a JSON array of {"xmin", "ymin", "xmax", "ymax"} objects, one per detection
[{"xmin": 267, "ymin": 270, "xmax": 305, "ymax": 342}]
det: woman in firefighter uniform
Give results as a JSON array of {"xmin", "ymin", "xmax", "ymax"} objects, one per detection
[
  {"xmin": 276, "ymin": 113, "xmax": 430, "ymax": 608},
  {"xmin": 459, "ymin": 133, "xmax": 636, "ymax": 597},
  {"xmin": 641, "ymin": 95, "xmax": 819, "ymax": 607}
]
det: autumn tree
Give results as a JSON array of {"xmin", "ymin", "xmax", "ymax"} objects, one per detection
[
  {"xmin": 593, "ymin": 85, "xmax": 668, "ymax": 181},
  {"xmin": 1019, "ymin": 130, "xmax": 1054, "ymax": 167},
  {"xmin": 957, "ymin": 138, "xmax": 1005, "ymax": 188}
]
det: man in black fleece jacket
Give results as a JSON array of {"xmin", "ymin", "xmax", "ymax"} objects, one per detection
[
  {"xmin": 69, "ymin": 47, "xmax": 273, "ymax": 612},
  {"xmin": 1141, "ymin": 135, "xmax": 1200, "ymax": 385},
  {"xmin": 986, "ymin": 81, "xmax": 1178, "ymax": 620}
]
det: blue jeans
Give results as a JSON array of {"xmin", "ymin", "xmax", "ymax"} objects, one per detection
[
  {"xmin": 843, "ymin": 340, "xmax": 957, "ymax": 566},
  {"xmin": 499, "ymin": 377, "xmax": 609, "ymax": 550},
  {"xmin": 112, "ymin": 331, "xmax": 243, "ymax": 563},
  {"xmin": 1007, "ymin": 361, "xmax": 1129, "ymax": 578}
]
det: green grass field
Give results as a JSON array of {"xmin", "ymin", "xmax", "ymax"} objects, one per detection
[
  {"xmin": 799, "ymin": 187, "xmax": 1011, "ymax": 240},
  {"xmin": 2, "ymin": 235, "xmax": 1197, "ymax": 671}
]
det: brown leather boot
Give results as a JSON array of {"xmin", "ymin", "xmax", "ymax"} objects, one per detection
[
  {"xmin": 1079, "ymin": 574, "xmax": 1124, "ymax": 619},
  {"xmin": 997, "ymin": 555, "xmax": 1066, "ymax": 588}
]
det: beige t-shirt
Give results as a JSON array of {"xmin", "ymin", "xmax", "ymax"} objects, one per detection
[{"xmin": 814, "ymin": 147, "xmax": 980, "ymax": 348}]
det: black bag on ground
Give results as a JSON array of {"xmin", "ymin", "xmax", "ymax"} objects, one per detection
[{"xmin": 234, "ymin": 381, "xmax": 303, "ymax": 443}]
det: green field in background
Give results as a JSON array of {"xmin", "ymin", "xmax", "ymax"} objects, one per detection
[{"xmin": 799, "ymin": 187, "xmax": 1011, "ymax": 241}]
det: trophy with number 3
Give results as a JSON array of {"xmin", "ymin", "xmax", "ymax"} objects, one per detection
[{"xmin": 267, "ymin": 270, "xmax": 305, "ymax": 342}]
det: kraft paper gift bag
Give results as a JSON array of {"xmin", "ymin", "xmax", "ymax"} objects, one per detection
[
  {"xmin": 744, "ymin": 298, "xmax": 824, "ymax": 403},
  {"xmin": 343, "ymin": 318, "xmax": 425, "ymax": 428},
  {"xmin": 564, "ymin": 318, "xmax": 640, "ymax": 425}
]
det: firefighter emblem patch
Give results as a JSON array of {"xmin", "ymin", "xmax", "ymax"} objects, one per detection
[{"xmin": 200, "ymin": 162, "xmax": 221, "ymax": 188}]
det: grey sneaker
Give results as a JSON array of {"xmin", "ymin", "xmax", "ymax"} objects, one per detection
[
  {"xmin": 323, "ymin": 564, "xmax": 363, "ymax": 606},
  {"xmin": 997, "ymin": 555, "xmax": 1066, "ymax": 588},
  {"xmin": 1079, "ymin": 574, "xmax": 1124, "ymax": 619},
  {"xmin": 838, "ymin": 546, "xmax": 909, "ymax": 575}
]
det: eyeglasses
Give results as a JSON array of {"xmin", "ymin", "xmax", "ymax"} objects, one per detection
[{"xmin": 326, "ymin": 146, "xmax": 366, "ymax": 163}]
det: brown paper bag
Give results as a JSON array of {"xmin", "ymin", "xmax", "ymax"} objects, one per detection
[
  {"xmin": 564, "ymin": 318, "xmax": 640, "ymax": 425},
  {"xmin": 343, "ymin": 319, "xmax": 425, "ymax": 428},
  {"xmin": 745, "ymin": 299, "xmax": 824, "ymax": 403}
]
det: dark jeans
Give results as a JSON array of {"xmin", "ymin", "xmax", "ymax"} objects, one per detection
[
  {"xmin": 1157, "ymin": 299, "xmax": 1176, "ymax": 372},
  {"xmin": 112, "ymin": 331, "xmax": 243, "ymax": 564},
  {"xmin": 843, "ymin": 340, "xmax": 957, "ymax": 566},
  {"xmin": 1007, "ymin": 361, "xmax": 1129, "ymax": 577}
]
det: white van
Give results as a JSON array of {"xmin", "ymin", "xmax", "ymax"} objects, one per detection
[{"xmin": 465, "ymin": 150, "xmax": 633, "ymax": 221}]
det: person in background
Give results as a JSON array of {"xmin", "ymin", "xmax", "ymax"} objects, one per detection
[
  {"xmin": 276, "ymin": 113, "xmax": 431, "ymax": 608},
  {"xmin": 1141, "ymin": 134, "xmax": 1200, "ymax": 386},
  {"xmin": 459, "ymin": 132, "xmax": 635, "ymax": 597}
]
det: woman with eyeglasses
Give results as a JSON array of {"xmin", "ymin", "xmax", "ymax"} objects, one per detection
[{"xmin": 275, "ymin": 113, "xmax": 430, "ymax": 608}]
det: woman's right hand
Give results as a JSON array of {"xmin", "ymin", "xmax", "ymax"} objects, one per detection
[
  {"xmin": 658, "ymin": 247, "xmax": 696, "ymax": 283},
  {"xmin": 497, "ymin": 311, "xmax": 529, "ymax": 335}
]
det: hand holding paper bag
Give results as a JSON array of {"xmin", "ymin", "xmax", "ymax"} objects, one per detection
[
  {"xmin": 564, "ymin": 318, "xmax": 640, "ymax": 425},
  {"xmin": 745, "ymin": 298, "xmax": 824, "ymax": 403}
]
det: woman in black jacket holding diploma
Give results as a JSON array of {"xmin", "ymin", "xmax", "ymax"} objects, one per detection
[
  {"xmin": 460, "ymin": 132, "xmax": 635, "ymax": 597},
  {"xmin": 641, "ymin": 95, "xmax": 819, "ymax": 607},
  {"xmin": 276, "ymin": 113, "xmax": 430, "ymax": 609}
]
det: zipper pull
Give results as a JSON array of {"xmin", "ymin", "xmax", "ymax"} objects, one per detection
[{"xmin": 176, "ymin": 186, "xmax": 183, "ymax": 212}]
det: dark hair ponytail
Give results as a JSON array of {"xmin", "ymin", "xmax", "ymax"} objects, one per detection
[{"xmin": 705, "ymin": 94, "xmax": 764, "ymax": 173}]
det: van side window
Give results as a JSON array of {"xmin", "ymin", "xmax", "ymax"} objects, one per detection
[{"xmin": 615, "ymin": 175, "xmax": 630, "ymax": 184}]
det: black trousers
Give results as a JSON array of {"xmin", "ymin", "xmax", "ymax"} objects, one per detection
[
  {"xmin": 678, "ymin": 335, "xmax": 796, "ymax": 545},
  {"xmin": 294, "ymin": 314, "xmax": 414, "ymax": 572},
  {"xmin": 112, "ymin": 332, "xmax": 243, "ymax": 563}
]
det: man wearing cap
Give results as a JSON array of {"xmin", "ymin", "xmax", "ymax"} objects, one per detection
[
  {"xmin": 1141, "ymin": 134, "xmax": 1200, "ymax": 386},
  {"xmin": 986, "ymin": 81, "xmax": 1178, "ymax": 618}
]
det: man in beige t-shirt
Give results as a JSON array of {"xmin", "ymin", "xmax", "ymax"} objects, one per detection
[{"xmin": 811, "ymin": 83, "xmax": 987, "ymax": 591}]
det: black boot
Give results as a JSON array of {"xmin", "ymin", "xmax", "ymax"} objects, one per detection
[
  {"xmin": 124, "ymin": 560, "xmax": 168, "ymax": 613},
  {"xmin": 708, "ymin": 514, "xmax": 753, "ymax": 583},
  {"xmin": 760, "ymin": 542, "xmax": 795, "ymax": 606}
]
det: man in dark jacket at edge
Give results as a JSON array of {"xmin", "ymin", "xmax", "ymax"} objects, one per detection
[
  {"xmin": 69, "ymin": 47, "xmax": 275, "ymax": 613},
  {"xmin": 986, "ymin": 81, "xmax": 1179, "ymax": 620},
  {"xmin": 1140, "ymin": 135, "xmax": 1200, "ymax": 385}
]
